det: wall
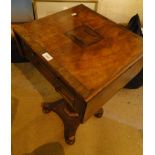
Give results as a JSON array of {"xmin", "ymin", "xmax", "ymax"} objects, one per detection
[
  {"xmin": 97, "ymin": 0, "xmax": 143, "ymax": 24},
  {"xmin": 11, "ymin": 0, "xmax": 34, "ymax": 22},
  {"xmin": 11, "ymin": 0, "xmax": 143, "ymax": 24}
]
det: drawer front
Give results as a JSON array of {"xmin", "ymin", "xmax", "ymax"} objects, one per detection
[
  {"xmin": 34, "ymin": 2, "xmax": 97, "ymax": 19},
  {"xmin": 35, "ymin": 60, "xmax": 76, "ymax": 108},
  {"xmin": 20, "ymin": 40, "xmax": 76, "ymax": 108}
]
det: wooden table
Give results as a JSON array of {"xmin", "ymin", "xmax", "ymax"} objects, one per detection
[{"xmin": 13, "ymin": 4, "xmax": 143, "ymax": 145}]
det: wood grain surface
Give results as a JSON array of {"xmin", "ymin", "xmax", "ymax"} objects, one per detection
[
  {"xmin": 13, "ymin": 5, "xmax": 143, "ymax": 121},
  {"xmin": 13, "ymin": 5, "xmax": 142, "ymax": 100}
]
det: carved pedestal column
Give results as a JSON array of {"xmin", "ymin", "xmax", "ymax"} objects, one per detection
[
  {"xmin": 42, "ymin": 99, "xmax": 81, "ymax": 145},
  {"xmin": 42, "ymin": 99, "xmax": 104, "ymax": 145}
]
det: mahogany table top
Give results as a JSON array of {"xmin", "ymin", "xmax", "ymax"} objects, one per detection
[{"xmin": 13, "ymin": 4, "xmax": 143, "ymax": 101}]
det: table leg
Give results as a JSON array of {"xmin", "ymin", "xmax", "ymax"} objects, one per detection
[
  {"xmin": 94, "ymin": 108, "xmax": 104, "ymax": 118},
  {"xmin": 42, "ymin": 99, "xmax": 81, "ymax": 145}
]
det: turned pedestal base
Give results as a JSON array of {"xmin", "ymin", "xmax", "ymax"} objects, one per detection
[{"xmin": 42, "ymin": 99, "xmax": 103, "ymax": 145}]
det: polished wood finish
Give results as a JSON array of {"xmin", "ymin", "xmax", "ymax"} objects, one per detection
[
  {"xmin": 13, "ymin": 5, "xmax": 143, "ymax": 144},
  {"xmin": 84, "ymin": 58, "xmax": 142, "ymax": 121}
]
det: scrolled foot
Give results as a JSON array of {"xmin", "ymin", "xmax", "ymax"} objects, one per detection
[
  {"xmin": 42, "ymin": 102, "xmax": 53, "ymax": 113},
  {"xmin": 94, "ymin": 108, "xmax": 104, "ymax": 118},
  {"xmin": 65, "ymin": 136, "xmax": 75, "ymax": 145}
]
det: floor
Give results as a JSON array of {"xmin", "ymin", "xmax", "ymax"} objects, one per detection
[{"xmin": 12, "ymin": 63, "xmax": 143, "ymax": 155}]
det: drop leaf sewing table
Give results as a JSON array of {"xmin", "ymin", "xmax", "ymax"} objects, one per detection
[{"xmin": 13, "ymin": 5, "xmax": 143, "ymax": 145}]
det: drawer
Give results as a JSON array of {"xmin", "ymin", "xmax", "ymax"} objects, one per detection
[
  {"xmin": 19, "ymin": 39, "xmax": 76, "ymax": 107},
  {"xmin": 33, "ymin": 1, "xmax": 97, "ymax": 19},
  {"xmin": 34, "ymin": 59, "xmax": 76, "ymax": 108}
]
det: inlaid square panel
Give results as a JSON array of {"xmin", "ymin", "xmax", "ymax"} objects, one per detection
[{"xmin": 65, "ymin": 25, "xmax": 103, "ymax": 47}]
